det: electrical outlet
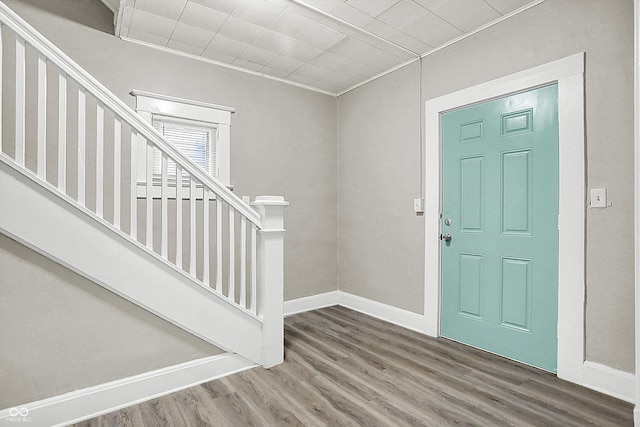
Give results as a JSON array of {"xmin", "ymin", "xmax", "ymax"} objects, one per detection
[
  {"xmin": 413, "ymin": 198, "xmax": 424, "ymax": 213},
  {"xmin": 590, "ymin": 188, "xmax": 607, "ymax": 208}
]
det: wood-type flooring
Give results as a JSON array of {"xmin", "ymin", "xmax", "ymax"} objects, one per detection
[{"xmin": 73, "ymin": 306, "xmax": 634, "ymax": 426}]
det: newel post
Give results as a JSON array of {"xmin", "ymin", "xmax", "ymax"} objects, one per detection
[{"xmin": 251, "ymin": 195, "xmax": 289, "ymax": 368}]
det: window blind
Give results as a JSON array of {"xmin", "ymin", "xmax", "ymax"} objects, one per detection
[{"xmin": 152, "ymin": 117, "xmax": 217, "ymax": 179}]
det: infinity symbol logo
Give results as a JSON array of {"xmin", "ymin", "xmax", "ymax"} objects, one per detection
[{"xmin": 9, "ymin": 407, "xmax": 29, "ymax": 417}]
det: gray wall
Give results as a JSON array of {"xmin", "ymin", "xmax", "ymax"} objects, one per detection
[
  {"xmin": 337, "ymin": 0, "xmax": 634, "ymax": 372},
  {"xmin": 0, "ymin": 234, "xmax": 222, "ymax": 408}
]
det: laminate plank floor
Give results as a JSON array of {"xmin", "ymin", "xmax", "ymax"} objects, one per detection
[{"xmin": 73, "ymin": 306, "xmax": 634, "ymax": 426}]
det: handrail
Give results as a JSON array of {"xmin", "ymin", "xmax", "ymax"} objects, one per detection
[{"xmin": 0, "ymin": 1, "xmax": 261, "ymax": 227}]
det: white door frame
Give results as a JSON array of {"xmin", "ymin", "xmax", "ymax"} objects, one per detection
[{"xmin": 424, "ymin": 52, "xmax": 585, "ymax": 384}]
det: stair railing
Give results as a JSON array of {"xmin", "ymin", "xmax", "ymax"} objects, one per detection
[{"xmin": 0, "ymin": 1, "xmax": 286, "ymax": 366}]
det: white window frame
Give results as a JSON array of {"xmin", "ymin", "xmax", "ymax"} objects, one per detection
[{"xmin": 131, "ymin": 90, "xmax": 234, "ymax": 188}]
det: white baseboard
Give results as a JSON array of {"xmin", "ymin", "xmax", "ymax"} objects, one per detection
[
  {"xmin": 284, "ymin": 291, "xmax": 339, "ymax": 316},
  {"xmin": 284, "ymin": 290, "xmax": 425, "ymax": 334},
  {"xmin": 0, "ymin": 353, "xmax": 255, "ymax": 427},
  {"xmin": 634, "ymin": 405, "xmax": 640, "ymax": 426},
  {"xmin": 582, "ymin": 361, "xmax": 636, "ymax": 403},
  {"xmin": 337, "ymin": 291, "xmax": 425, "ymax": 334}
]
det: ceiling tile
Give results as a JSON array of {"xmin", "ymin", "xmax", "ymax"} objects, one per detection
[
  {"xmin": 283, "ymin": 3, "xmax": 325, "ymax": 22},
  {"xmin": 435, "ymin": 0, "xmax": 502, "ymax": 32},
  {"xmin": 290, "ymin": 63, "xmax": 331, "ymax": 80},
  {"xmin": 237, "ymin": 45, "xmax": 280, "ymax": 65},
  {"xmin": 385, "ymin": 31, "xmax": 432, "ymax": 54},
  {"xmin": 300, "ymin": 24, "xmax": 346, "ymax": 50},
  {"xmin": 345, "ymin": 0, "xmax": 400, "ymax": 17},
  {"xmin": 252, "ymin": 29, "xmax": 298, "ymax": 53},
  {"xmin": 167, "ymin": 39, "xmax": 205, "ymax": 55},
  {"xmin": 130, "ymin": 9, "xmax": 177, "ymax": 39},
  {"xmin": 331, "ymin": 4, "xmax": 375, "ymax": 27},
  {"xmin": 376, "ymin": 0, "xmax": 430, "ymax": 28},
  {"xmin": 338, "ymin": 59, "xmax": 377, "ymax": 77},
  {"xmin": 412, "ymin": 0, "xmax": 455, "ymax": 12},
  {"xmin": 308, "ymin": 51, "xmax": 349, "ymax": 72},
  {"xmin": 280, "ymin": 40, "xmax": 324, "ymax": 62},
  {"xmin": 134, "ymin": 0, "xmax": 187, "ymax": 20},
  {"xmin": 485, "ymin": 0, "xmax": 535, "ymax": 15},
  {"xmin": 269, "ymin": 9, "xmax": 318, "ymax": 39},
  {"xmin": 401, "ymin": 10, "xmax": 464, "ymax": 47},
  {"xmin": 265, "ymin": 54, "xmax": 305, "ymax": 74},
  {"xmin": 171, "ymin": 22, "xmax": 216, "ymax": 48},
  {"xmin": 191, "ymin": 0, "xmax": 238, "ymax": 14},
  {"xmin": 362, "ymin": 19, "xmax": 397, "ymax": 39},
  {"xmin": 217, "ymin": 16, "xmax": 264, "ymax": 44},
  {"xmin": 179, "ymin": 2, "xmax": 228, "ymax": 31},
  {"xmin": 204, "ymin": 34, "xmax": 249, "ymax": 58},
  {"xmin": 231, "ymin": 0, "xmax": 286, "ymax": 27},
  {"xmin": 232, "ymin": 58, "xmax": 266, "ymax": 72},
  {"xmin": 297, "ymin": 0, "xmax": 343, "ymax": 13},
  {"xmin": 121, "ymin": 0, "xmax": 540, "ymax": 94},
  {"xmin": 201, "ymin": 49, "xmax": 238, "ymax": 63}
]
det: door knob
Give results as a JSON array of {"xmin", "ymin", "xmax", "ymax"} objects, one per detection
[{"xmin": 440, "ymin": 233, "xmax": 452, "ymax": 243}]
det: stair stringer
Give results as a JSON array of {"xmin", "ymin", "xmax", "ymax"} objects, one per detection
[{"xmin": 0, "ymin": 159, "xmax": 263, "ymax": 364}]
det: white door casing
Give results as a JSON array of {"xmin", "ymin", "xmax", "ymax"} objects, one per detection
[{"xmin": 424, "ymin": 52, "xmax": 585, "ymax": 384}]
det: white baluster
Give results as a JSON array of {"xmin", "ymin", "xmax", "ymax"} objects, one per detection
[
  {"xmin": 15, "ymin": 36, "xmax": 25, "ymax": 167},
  {"xmin": 113, "ymin": 117, "xmax": 121, "ymax": 228},
  {"xmin": 57, "ymin": 73, "xmax": 67, "ymax": 192},
  {"xmin": 130, "ymin": 130, "xmax": 137, "ymax": 240},
  {"xmin": 95, "ymin": 103, "xmax": 104, "ymax": 217},
  {"xmin": 228, "ymin": 205, "xmax": 235, "ymax": 303},
  {"xmin": 189, "ymin": 176, "xmax": 196, "ymax": 276},
  {"xmin": 77, "ymin": 88, "xmax": 86, "ymax": 206},
  {"xmin": 161, "ymin": 152, "xmax": 168, "ymax": 258},
  {"xmin": 145, "ymin": 140, "xmax": 153, "ymax": 250},
  {"xmin": 36, "ymin": 54, "xmax": 46, "ymax": 179},
  {"xmin": 175, "ymin": 163, "xmax": 183, "ymax": 269},
  {"xmin": 250, "ymin": 224, "xmax": 257, "ymax": 314},
  {"xmin": 203, "ymin": 187, "xmax": 210, "ymax": 285},
  {"xmin": 240, "ymin": 213, "xmax": 247, "ymax": 308},
  {"xmin": 216, "ymin": 200, "xmax": 222, "ymax": 293}
]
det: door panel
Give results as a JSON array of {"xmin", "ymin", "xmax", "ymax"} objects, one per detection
[{"xmin": 440, "ymin": 84, "xmax": 559, "ymax": 372}]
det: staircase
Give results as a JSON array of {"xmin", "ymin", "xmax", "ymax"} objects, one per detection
[{"xmin": 0, "ymin": 0, "xmax": 287, "ymax": 420}]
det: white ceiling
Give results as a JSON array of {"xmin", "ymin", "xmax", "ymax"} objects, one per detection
[{"xmin": 111, "ymin": 0, "xmax": 541, "ymax": 95}]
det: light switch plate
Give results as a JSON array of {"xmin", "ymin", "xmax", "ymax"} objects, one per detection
[
  {"xmin": 413, "ymin": 198, "xmax": 424, "ymax": 213},
  {"xmin": 590, "ymin": 188, "xmax": 607, "ymax": 208}
]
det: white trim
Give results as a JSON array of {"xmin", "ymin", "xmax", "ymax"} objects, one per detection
[
  {"xmin": 0, "ymin": 353, "xmax": 255, "ymax": 427},
  {"xmin": 283, "ymin": 291, "xmax": 425, "ymax": 333},
  {"xmin": 338, "ymin": 291, "xmax": 426, "ymax": 333},
  {"xmin": 130, "ymin": 90, "xmax": 235, "ymax": 114},
  {"xmin": 582, "ymin": 361, "xmax": 636, "ymax": 404},
  {"xmin": 284, "ymin": 291, "xmax": 339, "ymax": 316},
  {"xmin": 424, "ymin": 53, "xmax": 585, "ymax": 385}
]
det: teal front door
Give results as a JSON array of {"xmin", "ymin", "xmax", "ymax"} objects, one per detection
[{"xmin": 440, "ymin": 84, "xmax": 559, "ymax": 372}]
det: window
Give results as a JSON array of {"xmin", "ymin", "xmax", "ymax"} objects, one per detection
[
  {"xmin": 131, "ymin": 90, "xmax": 234, "ymax": 188},
  {"xmin": 152, "ymin": 116, "xmax": 217, "ymax": 180}
]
